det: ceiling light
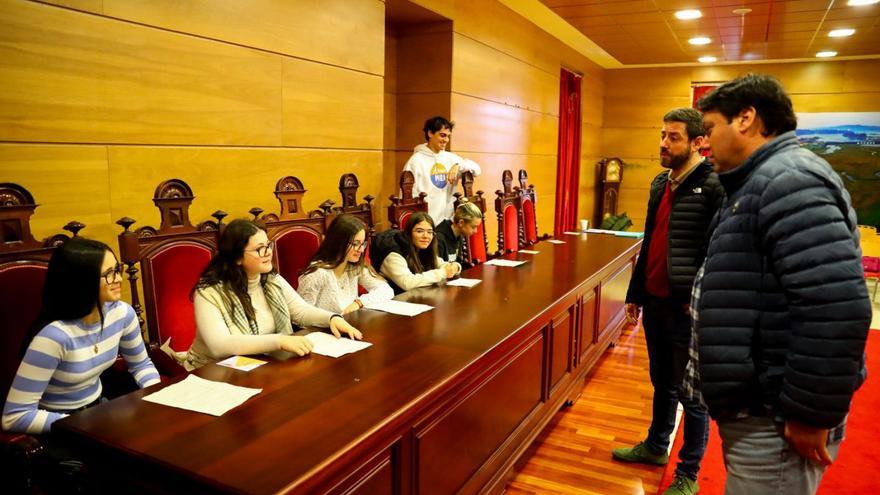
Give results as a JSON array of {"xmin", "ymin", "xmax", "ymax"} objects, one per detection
[
  {"xmin": 698, "ymin": 56, "xmax": 717, "ymax": 63},
  {"xmin": 816, "ymin": 51, "xmax": 838, "ymax": 58},
  {"xmin": 828, "ymin": 29, "xmax": 855, "ymax": 37},
  {"xmin": 675, "ymin": 10, "xmax": 702, "ymax": 20},
  {"xmin": 689, "ymin": 37, "xmax": 711, "ymax": 45},
  {"xmin": 847, "ymin": 0, "xmax": 879, "ymax": 6}
]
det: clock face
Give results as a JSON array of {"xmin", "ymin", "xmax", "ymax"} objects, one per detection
[{"xmin": 605, "ymin": 159, "xmax": 621, "ymax": 182}]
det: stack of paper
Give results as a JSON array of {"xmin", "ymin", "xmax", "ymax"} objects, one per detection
[
  {"xmin": 142, "ymin": 375, "xmax": 262, "ymax": 416},
  {"xmin": 518, "ymin": 249, "xmax": 540, "ymax": 254},
  {"xmin": 546, "ymin": 239, "xmax": 565, "ymax": 244},
  {"xmin": 305, "ymin": 332, "xmax": 372, "ymax": 358},
  {"xmin": 614, "ymin": 231, "xmax": 645, "ymax": 238},
  {"xmin": 216, "ymin": 356, "xmax": 267, "ymax": 372},
  {"xmin": 484, "ymin": 259, "xmax": 526, "ymax": 267},
  {"xmin": 446, "ymin": 278, "xmax": 481, "ymax": 288},
  {"xmin": 364, "ymin": 299, "xmax": 434, "ymax": 316}
]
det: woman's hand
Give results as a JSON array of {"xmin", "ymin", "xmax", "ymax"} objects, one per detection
[
  {"xmin": 342, "ymin": 301, "xmax": 361, "ymax": 314},
  {"xmin": 443, "ymin": 263, "xmax": 457, "ymax": 279},
  {"xmin": 279, "ymin": 335, "xmax": 313, "ymax": 356},
  {"xmin": 330, "ymin": 316, "xmax": 363, "ymax": 340}
]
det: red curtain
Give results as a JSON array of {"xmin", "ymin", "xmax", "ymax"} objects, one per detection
[{"xmin": 554, "ymin": 68, "xmax": 582, "ymax": 237}]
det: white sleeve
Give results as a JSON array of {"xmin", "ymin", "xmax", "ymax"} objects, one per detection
[
  {"xmin": 449, "ymin": 152, "xmax": 481, "ymax": 177},
  {"xmin": 296, "ymin": 270, "xmax": 322, "ymax": 306},
  {"xmin": 276, "ymin": 276, "xmax": 335, "ymax": 327},
  {"xmin": 380, "ymin": 253, "xmax": 446, "ymax": 291},
  {"xmin": 193, "ymin": 291, "xmax": 282, "ymax": 358},
  {"xmin": 357, "ymin": 268, "xmax": 394, "ymax": 306}
]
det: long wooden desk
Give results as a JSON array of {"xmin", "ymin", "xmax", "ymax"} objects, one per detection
[{"xmin": 54, "ymin": 234, "xmax": 641, "ymax": 494}]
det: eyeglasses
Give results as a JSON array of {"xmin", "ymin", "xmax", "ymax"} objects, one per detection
[
  {"xmin": 101, "ymin": 263, "xmax": 124, "ymax": 284},
  {"xmin": 348, "ymin": 240, "xmax": 368, "ymax": 251},
  {"xmin": 245, "ymin": 240, "xmax": 275, "ymax": 257},
  {"xmin": 413, "ymin": 228, "xmax": 434, "ymax": 237}
]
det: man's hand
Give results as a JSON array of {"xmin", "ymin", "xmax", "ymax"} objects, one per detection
[
  {"xmin": 447, "ymin": 163, "xmax": 461, "ymax": 186},
  {"xmin": 625, "ymin": 303, "xmax": 641, "ymax": 325},
  {"xmin": 784, "ymin": 419, "xmax": 833, "ymax": 466}
]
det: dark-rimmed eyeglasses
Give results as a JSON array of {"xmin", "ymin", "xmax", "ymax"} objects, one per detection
[
  {"xmin": 245, "ymin": 240, "xmax": 275, "ymax": 257},
  {"xmin": 348, "ymin": 240, "xmax": 368, "ymax": 251},
  {"xmin": 101, "ymin": 263, "xmax": 124, "ymax": 284}
]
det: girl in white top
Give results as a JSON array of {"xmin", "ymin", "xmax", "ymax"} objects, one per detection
[
  {"xmin": 369, "ymin": 212, "xmax": 461, "ymax": 294},
  {"xmin": 298, "ymin": 214, "xmax": 393, "ymax": 314},
  {"xmin": 183, "ymin": 219, "xmax": 361, "ymax": 370}
]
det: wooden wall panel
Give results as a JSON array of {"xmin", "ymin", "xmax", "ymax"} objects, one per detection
[
  {"xmin": 603, "ymin": 96, "xmax": 692, "ymax": 129},
  {"xmin": 281, "ymin": 59, "xmax": 383, "ymax": 149},
  {"xmin": 0, "ymin": 0, "xmax": 282, "ymax": 146},
  {"xmin": 106, "ymin": 147, "xmax": 383, "ymax": 233},
  {"xmin": 394, "ymin": 93, "xmax": 451, "ymax": 152},
  {"xmin": 397, "ymin": 30, "xmax": 453, "ymax": 94},
  {"xmin": 102, "ymin": 0, "xmax": 385, "ymax": 75},
  {"xmin": 40, "ymin": 0, "xmax": 101, "ymax": 13},
  {"xmin": 452, "ymin": 34, "xmax": 559, "ymax": 116},
  {"xmin": 451, "ymin": 94, "xmax": 558, "ymax": 156},
  {"xmin": 0, "ymin": 144, "xmax": 115, "ymax": 246}
]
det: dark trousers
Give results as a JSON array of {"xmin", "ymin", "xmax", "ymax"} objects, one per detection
[{"xmin": 643, "ymin": 296, "xmax": 709, "ymax": 480}]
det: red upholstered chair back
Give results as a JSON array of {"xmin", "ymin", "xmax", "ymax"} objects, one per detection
[
  {"xmin": 522, "ymin": 197, "xmax": 537, "ymax": 244},
  {"xmin": 116, "ymin": 179, "xmax": 224, "ymax": 352},
  {"xmin": 0, "ymin": 263, "xmax": 48, "ymax": 408},
  {"xmin": 503, "ymin": 205, "xmax": 519, "ymax": 253},
  {"xmin": 494, "ymin": 170, "xmax": 524, "ymax": 255},
  {"xmin": 273, "ymin": 227, "xmax": 322, "ymax": 289},
  {"xmin": 252, "ymin": 176, "xmax": 327, "ymax": 289},
  {"xmin": 139, "ymin": 242, "xmax": 213, "ymax": 351},
  {"xmin": 468, "ymin": 222, "xmax": 488, "ymax": 263},
  {"xmin": 388, "ymin": 170, "xmax": 428, "ymax": 229},
  {"xmin": 453, "ymin": 171, "xmax": 490, "ymax": 265}
]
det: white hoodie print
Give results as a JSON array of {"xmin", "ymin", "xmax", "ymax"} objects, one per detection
[{"xmin": 402, "ymin": 143, "xmax": 481, "ymax": 222}]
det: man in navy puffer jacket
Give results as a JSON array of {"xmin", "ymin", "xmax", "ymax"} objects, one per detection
[{"xmin": 694, "ymin": 74, "xmax": 871, "ymax": 495}]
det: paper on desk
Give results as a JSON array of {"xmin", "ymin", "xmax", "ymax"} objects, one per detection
[
  {"xmin": 305, "ymin": 332, "xmax": 372, "ymax": 358},
  {"xmin": 446, "ymin": 278, "xmax": 481, "ymax": 288},
  {"xmin": 484, "ymin": 259, "xmax": 526, "ymax": 267},
  {"xmin": 364, "ymin": 299, "xmax": 434, "ymax": 317},
  {"xmin": 142, "ymin": 375, "xmax": 261, "ymax": 416},
  {"xmin": 546, "ymin": 239, "xmax": 565, "ymax": 244},
  {"xmin": 614, "ymin": 231, "xmax": 645, "ymax": 238},
  {"xmin": 518, "ymin": 249, "xmax": 540, "ymax": 254},
  {"xmin": 216, "ymin": 355, "xmax": 267, "ymax": 372},
  {"xmin": 563, "ymin": 231, "xmax": 584, "ymax": 235}
]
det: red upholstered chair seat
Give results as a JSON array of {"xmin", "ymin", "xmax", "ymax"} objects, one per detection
[
  {"xmin": 0, "ymin": 264, "xmax": 47, "ymax": 404},
  {"xmin": 144, "ymin": 243, "xmax": 212, "ymax": 352},
  {"xmin": 503, "ymin": 205, "xmax": 519, "ymax": 253},
  {"xmin": 469, "ymin": 223, "xmax": 487, "ymax": 263},
  {"xmin": 522, "ymin": 198, "xmax": 537, "ymax": 244},
  {"xmin": 275, "ymin": 228, "xmax": 321, "ymax": 289}
]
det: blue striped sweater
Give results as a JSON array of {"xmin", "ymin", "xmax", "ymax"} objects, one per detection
[{"xmin": 2, "ymin": 301, "xmax": 161, "ymax": 434}]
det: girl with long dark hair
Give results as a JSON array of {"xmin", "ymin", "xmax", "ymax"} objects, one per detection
[
  {"xmin": 298, "ymin": 214, "xmax": 392, "ymax": 313},
  {"xmin": 183, "ymin": 219, "xmax": 361, "ymax": 369},
  {"xmin": 369, "ymin": 212, "xmax": 460, "ymax": 294},
  {"xmin": 3, "ymin": 237, "xmax": 160, "ymax": 434}
]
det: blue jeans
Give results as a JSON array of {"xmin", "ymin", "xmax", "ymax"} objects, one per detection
[
  {"xmin": 643, "ymin": 296, "xmax": 710, "ymax": 480},
  {"xmin": 717, "ymin": 415, "xmax": 839, "ymax": 495}
]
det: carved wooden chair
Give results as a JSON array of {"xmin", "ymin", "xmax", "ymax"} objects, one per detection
[
  {"xmin": 320, "ymin": 173, "xmax": 375, "ymax": 237},
  {"xmin": 250, "ymin": 176, "xmax": 325, "ymax": 289},
  {"xmin": 116, "ymin": 179, "xmax": 225, "ymax": 359},
  {"xmin": 387, "ymin": 170, "xmax": 427, "ymax": 230},
  {"xmin": 0, "ymin": 183, "xmax": 84, "ymax": 492},
  {"xmin": 517, "ymin": 169, "xmax": 540, "ymax": 246},
  {"xmin": 494, "ymin": 170, "xmax": 524, "ymax": 255},
  {"xmin": 453, "ymin": 171, "xmax": 490, "ymax": 266}
]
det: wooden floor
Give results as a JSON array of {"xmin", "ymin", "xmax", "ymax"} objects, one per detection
[{"xmin": 506, "ymin": 322, "xmax": 665, "ymax": 495}]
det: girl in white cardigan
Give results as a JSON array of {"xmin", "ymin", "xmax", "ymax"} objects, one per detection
[
  {"xmin": 298, "ymin": 214, "xmax": 393, "ymax": 313},
  {"xmin": 184, "ymin": 219, "xmax": 361, "ymax": 369}
]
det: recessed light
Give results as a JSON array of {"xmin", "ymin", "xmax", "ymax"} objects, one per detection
[
  {"xmin": 698, "ymin": 56, "xmax": 717, "ymax": 63},
  {"xmin": 732, "ymin": 8, "xmax": 753, "ymax": 15},
  {"xmin": 689, "ymin": 37, "xmax": 712, "ymax": 45},
  {"xmin": 847, "ymin": 0, "xmax": 878, "ymax": 6},
  {"xmin": 816, "ymin": 51, "xmax": 838, "ymax": 58},
  {"xmin": 829, "ymin": 29, "xmax": 855, "ymax": 37},
  {"xmin": 675, "ymin": 10, "xmax": 702, "ymax": 20}
]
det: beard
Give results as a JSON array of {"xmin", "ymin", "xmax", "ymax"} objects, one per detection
[{"xmin": 660, "ymin": 148, "xmax": 689, "ymax": 169}]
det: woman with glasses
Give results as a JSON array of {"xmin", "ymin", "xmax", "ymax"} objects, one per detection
[
  {"xmin": 183, "ymin": 219, "xmax": 361, "ymax": 370},
  {"xmin": 298, "ymin": 214, "xmax": 392, "ymax": 314},
  {"xmin": 3, "ymin": 237, "xmax": 160, "ymax": 435},
  {"xmin": 369, "ymin": 212, "xmax": 460, "ymax": 294}
]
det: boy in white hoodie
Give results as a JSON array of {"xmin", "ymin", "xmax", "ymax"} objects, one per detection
[{"xmin": 402, "ymin": 116, "xmax": 481, "ymax": 222}]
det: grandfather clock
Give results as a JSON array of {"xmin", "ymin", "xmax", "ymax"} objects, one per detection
[{"xmin": 598, "ymin": 157, "xmax": 624, "ymax": 223}]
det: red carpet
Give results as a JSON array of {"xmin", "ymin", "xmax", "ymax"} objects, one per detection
[{"xmin": 657, "ymin": 330, "xmax": 880, "ymax": 494}]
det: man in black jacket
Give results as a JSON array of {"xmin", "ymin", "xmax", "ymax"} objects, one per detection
[
  {"xmin": 612, "ymin": 108, "xmax": 723, "ymax": 495},
  {"xmin": 694, "ymin": 74, "xmax": 871, "ymax": 494}
]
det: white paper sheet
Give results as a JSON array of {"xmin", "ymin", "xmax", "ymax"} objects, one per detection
[
  {"xmin": 563, "ymin": 231, "xmax": 584, "ymax": 235},
  {"xmin": 216, "ymin": 355, "xmax": 268, "ymax": 372},
  {"xmin": 364, "ymin": 299, "xmax": 434, "ymax": 317},
  {"xmin": 546, "ymin": 239, "xmax": 565, "ymax": 244},
  {"xmin": 142, "ymin": 375, "xmax": 262, "ymax": 416},
  {"xmin": 304, "ymin": 332, "xmax": 372, "ymax": 358},
  {"xmin": 483, "ymin": 259, "xmax": 526, "ymax": 267},
  {"xmin": 518, "ymin": 249, "xmax": 540, "ymax": 254},
  {"xmin": 446, "ymin": 278, "xmax": 482, "ymax": 288}
]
